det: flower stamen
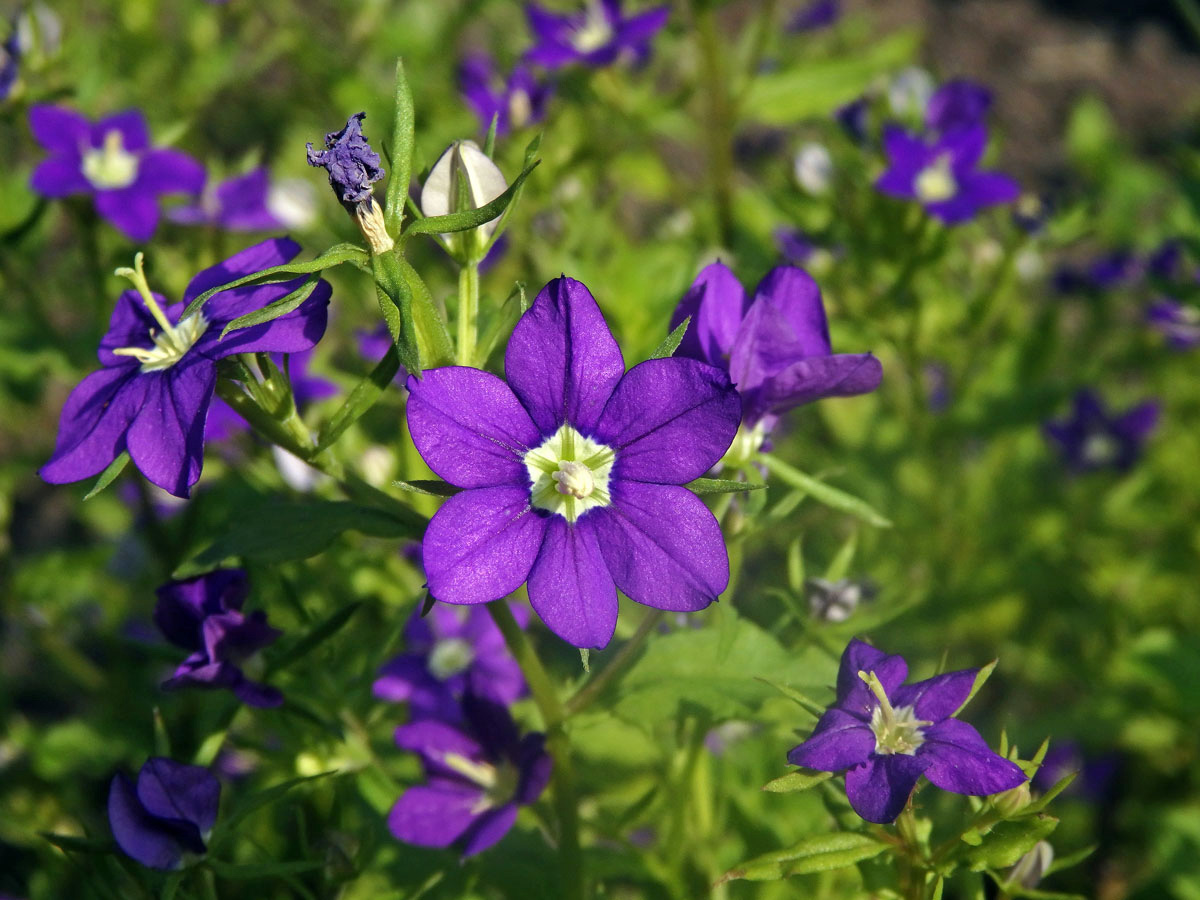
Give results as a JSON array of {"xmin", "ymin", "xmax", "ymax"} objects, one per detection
[
  {"xmin": 859, "ymin": 670, "xmax": 931, "ymax": 756},
  {"xmin": 110, "ymin": 253, "xmax": 209, "ymax": 372},
  {"xmin": 81, "ymin": 129, "xmax": 139, "ymax": 190}
]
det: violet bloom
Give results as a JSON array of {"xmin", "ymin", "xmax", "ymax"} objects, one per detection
[
  {"xmin": 789, "ymin": 0, "xmax": 839, "ymax": 32},
  {"xmin": 1088, "ymin": 249, "xmax": 1139, "ymax": 289},
  {"xmin": 407, "ymin": 276, "xmax": 740, "ymax": 649},
  {"xmin": 108, "ymin": 758, "xmax": 220, "ymax": 870},
  {"xmin": 28, "ymin": 105, "xmax": 205, "ymax": 241},
  {"xmin": 925, "ymin": 79, "xmax": 992, "ymax": 135},
  {"xmin": 306, "ymin": 112, "xmax": 384, "ymax": 212},
  {"xmin": 876, "ymin": 124, "xmax": 1019, "ymax": 224},
  {"xmin": 459, "ymin": 52, "xmax": 552, "ymax": 136},
  {"xmin": 389, "ymin": 694, "xmax": 552, "ymax": 857},
  {"xmin": 168, "ymin": 168, "xmax": 283, "ymax": 231},
  {"xmin": 788, "ymin": 639, "xmax": 1026, "ymax": 824},
  {"xmin": 1146, "ymin": 239, "xmax": 1183, "ymax": 280},
  {"xmin": 154, "ymin": 568, "xmax": 283, "ymax": 707},
  {"xmin": 835, "ymin": 95, "xmax": 870, "ymax": 143},
  {"xmin": 1147, "ymin": 299, "xmax": 1200, "ymax": 350},
  {"xmin": 525, "ymin": 0, "xmax": 669, "ymax": 69},
  {"xmin": 40, "ymin": 238, "xmax": 331, "ymax": 498},
  {"xmin": 374, "ymin": 603, "xmax": 528, "ymax": 720},
  {"xmin": 1044, "ymin": 389, "xmax": 1159, "ymax": 473},
  {"xmin": 669, "ymin": 262, "xmax": 881, "ymax": 446}
]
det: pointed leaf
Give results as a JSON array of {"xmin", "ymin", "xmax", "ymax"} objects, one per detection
[
  {"xmin": 84, "ymin": 452, "xmax": 130, "ymax": 500},
  {"xmin": 316, "ymin": 346, "xmax": 401, "ymax": 452},
  {"xmin": 218, "ymin": 275, "xmax": 320, "ymax": 339},
  {"xmin": 762, "ymin": 455, "xmax": 892, "ymax": 528},
  {"xmin": 685, "ymin": 478, "xmax": 767, "ymax": 496},
  {"xmin": 402, "ymin": 160, "xmax": 539, "ymax": 237},
  {"xmin": 718, "ymin": 832, "xmax": 888, "ymax": 883},
  {"xmin": 269, "ymin": 602, "xmax": 362, "ymax": 671},
  {"xmin": 762, "ymin": 770, "xmax": 833, "ymax": 793},
  {"xmin": 385, "ymin": 59, "xmax": 415, "ymax": 235}
]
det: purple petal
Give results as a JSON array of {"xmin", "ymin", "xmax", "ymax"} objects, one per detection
[
  {"xmin": 787, "ymin": 708, "xmax": 876, "ymax": 771},
  {"xmin": 40, "ymin": 366, "xmax": 145, "ymax": 485},
  {"xmin": 515, "ymin": 733, "xmax": 553, "ymax": 804},
  {"xmin": 125, "ymin": 360, "xmax": 216, "ymax": 498},
  {"xmin": 881, "ymin": 125, "xmax": 927, "ymax": 173},
  {"xmin": 920, "ymin": 719, "xmax": 1027, "ymax": 796},
  {"xmin": 925, "ymin": 80, "xmax": 992, "ymax": 134},
  {"xmin": 232, "ymin": 678, "xmax": 284, "ymax": 708},
  {"xmin": 727, "ymin": 290, "xmax": 806, "ymax": 399},
  {"xmin": 395, "ymin": 719, "xmax": 483, "ymax": 773},
  {"xmin": 670, "ymin": 260, "xmax": 747, "ymax": 367},
  {"xmin": 844, "ymin": 753, "xmax": 929, "ymax": 824},
  {"xmin": 405, "ymin": 366, "xmax": 541, "ymax": 488},
  {"xmin": 136, "ymin": 758, "xmax": 220, "ymax": 834},
  {"xmin": 93, "ymin": 110, "xmax": 149, "ymax": 153},
  {"xmin": 28, "ymin": 104, "xmax": 90, "ymax": 155},
  {"xmin": 108, "ymin": 775, "xmax": 193, "ymax": 870},
  {"xmin": 461, "ymin": 804, "xmax": 518, "ymax": 857},
  {"xmin": 1115, "ymin": 401, "xmax": 1160, "ymax": 442},
  {"xmin": 137, "ymin": 149, "xmax": 206, "ymax": 196},
  {"xmin": 525, "ymin": 4, "xmax": 573, "ymax": 46},
  {"xmin": 754, "ymin": 353, "xmax": 883, "ymax": 415},
  {"xmin": 942, "ymin": 124, "xmax": 987, "ymax": 172},
  {"xmin": 590, "ymin": 481, "xmax": 728, "ymax": 612},
  {"xmin": 960, "ymin": 171, "xmax": 1020, "ymax": 208},
  {"xmin": 421, "ymin": 487, "xmax": 548, "ymax": 605},
  {"xmin": 615, "ymin": 6, "xmax": 670, "ymax": 46},
  {"xmin": 98, "ymin": 290, "xmax": 170, "ymax": 366},
  {"xmin": 752, "ymin": 267, "xmax": 832, "ymax": 358},
  {"xmin": 198, "ymin": 278, "xmax": 330, "ymax": 359},
  {"xmin": 388, "ymin": 782, "xmax": 482, "ymax": 848},
  {"xmin": 527, "ymin": 516, "xmax": 618, "ymax": 649},
  {"xmin": 891, "ymin": 668, "xmax": 977, "ymax": 722},
  {"xmin": 30, "ymin": 156, "xmax": 91, "ymax": 197},
  {"xmin": 95, "ymin": 186, "xmax": 161, "ymax": 242},
  {"xmin": 505, "ymin": 276, "xmax": 625, "ymax": 435},
  {"xmin": 835, "ymin": 639, "xmax": 908, "ymax": 714},
  {"xmin": 184, "ymin": 238, "xmax": 302, "ymax": 305},
  {"xmin": 595, "ymin": 357, "xmax": 740, "ymax": 484},
  {"xmin": 154, "ymin": 569, "xmax": 249, "ymax": 648}
]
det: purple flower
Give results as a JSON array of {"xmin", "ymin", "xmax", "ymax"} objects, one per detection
[
  {"xmin": 1031, "ymin": 741, "xmax": 1119, "ymax": 803},
  {"xmin": 834, "ymin": 95, "xmax": 870, "ymax": 143},
  {"xmin": 154, "ymin": 568, "xmax": 283, "ymax": 707},
  {"xmin": 876, "ymin": 124, "xmax": 1019, "ymax": 224},
  {"xmin": 1147, "ymin": 299, "xmax": 1200, "ymax": 350},
  {"xmin": 40, "ymin": 238, "xmax": 331, "ymax": 498},
  {"xmin": 459, "ymin": 52, "xmax": 552, "ymax": 136},
  {"xmin": 1146, "ymin": 239, "xmax": 1184, "ymax": 280},
  {"xmin": 669, "ymin": 262, "xmax": 882, "ymax": 431},
  {"xmin": 28, "ymin": 105, "xmax": 205, "ymax": 242},
  {"xmin": 1088, "ymin": 249, "xmax": 1139, "ymax": 289},
  {"xmin": 306, "ymin": 112, "xmax": 384, "ymax": 211},
  {"xmin": 525, "ymin": 0, "xmax": 669, "ymax": 70},
  {"xmin": 168, "ymin": 168, "xmax": 283, "ymax": 231},
  {"xmin": 388, "ymin": 695, "xmax": 552, "ymax": 857},
  {"xmin": 205, "ymin": 347, "xmax": 337, "ymax": 442},
  {"xmin": 789, "ymin": 0, "xmax": 839, "ymax": 32},
  {"xmin": 406, "ymin": 276, "xmax": 741, "ymax": 649},
  {"xmin": 788, "ymin": 639, "xmax": 1026, "ymax": 824},
  {"xmin": 1044, "ymin": 389, "xmax": 1159, "ymax": 473},
  {"xmin": 924, "ymin": 79, "xmax": 992, "ymax": 135},
  {"xmin": 374, "ymin": 603, "xmax": 528, "ymax": 721},
  {"xmin": 1, "ymin": 23, "xmax": 19, "ymax": 102},
  {"xmin": 108, "ymin": 758, "xmax": 220, "ymax": 870}
]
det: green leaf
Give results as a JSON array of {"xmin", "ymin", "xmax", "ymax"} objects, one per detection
[
  {"xmin": 372, "ymin": 251, "xmax": 421, "ymax": 375},
  {"xmin": 210, "ymin": 772, "xmax": 335, "ymax": 850},
  {"xmin": 181, "ymin": 243, "xmax": 367, "ymax": 321},
  {"xmin": 955, "ymin": 659, "xmax": 998, "ymax": 715},
  {"xmin": 402, "ymin": 159, "xmax": 540, "ymax": 237},
  {"xmin": 395, "ymin": 256, "xmax": 456, "ymax": 369},
  {"xmin": 965, "ymin": 816, "xmax": 1059, "ymax": 871},
  {"xmin": 208, "ymin": 859, "xmax": 324, "ymax": 880},
  {"xmin": 84, "ymin": 452, "xmax": 130, "ymax": 500},
  {"xmin": 316, "ymin": 346, "xmax": 401, "ymax": 452},
  {"xmin": 217, "ymin": 274, "xmax": 320, "ymax": 339},
  {"xmin": 385, "ymin": 58, "xmax": 415, "ymax": 235},
  {"xmin": 393, "ymin": 479, "xmax": 462, "ymax": 497},
  {"xmin": 718, "ymin": 832, "xmax": 888, "ymax": 883},
  {"xmin": 685, "ymin": 477, "xmax": 767, "ymax": 495},
  {"xmin": 762, "ymin": 770, "xmax": 833, "ymax": 793},
  {"xmin": 754, "ymin": 676, "xmax": 827, "ymax": 716},
  {"xmin": 649, "ymin": 316, "xmax": 689, "ymax": 360},
  {"xmin": 824, "ymin": 529, "xmax": 858, "ymax": 581},
  {"xmin": 269, "ymin": 602, "xmax": 362, "ymax": 671},
  {"xmin": 761, "ymin": 455, "xmax": 892, "ymax": 528},
  {"xmin": 41, "ymin": 832, "xmax": 113, "ymax": 854}
]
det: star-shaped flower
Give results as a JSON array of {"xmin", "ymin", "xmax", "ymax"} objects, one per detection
[
  {"xmin": 1043, "ymin": 389, "xmax": 1159, "ymax": 473},
  {"xmin": 459, "ymin": 52, "xmax": 552, "ymax": 136},
  {"xmin": 525, "ymin": 0, "xmax": 669, "ymax": 70},
  {"xmin": 168, "ymin": 168, "xmax": 284, "ymax": 232}
]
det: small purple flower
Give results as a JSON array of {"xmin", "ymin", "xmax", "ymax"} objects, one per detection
[
  {"xmin": 108, "ymin": 758, "xmax": 220, "ymax": 870},
  {"xmin": 525, "ymin": 0, "xmax": 669, "ymax": 70},
  {"xmin": 406, "ymin": 276, "xmax": 741, "ymax": 649},
  {"xmin": 876, "ymin": 124, "xmax": 1019, "ymax": 224},
  {"xmin": 924, "ymin": 79, "xmax": 992, "ymax": 135},
  {"xmin": 1146, "ymin": 239, "xmax": 1184, "ymax": 280},
  {"xmin": 1044, "ymin": 389, "xmax": 1160, "ymax": 473},
  {"xmin": 154, "ymin": 568, "xmax": 283, "ymax": 707},
  {"xmin": 374, "ymin": 603, "xmax": 528, "ymax": 721},
  {"xmin": 1031, "ymin": 741, "xmax": 1119, "ymax": 803},
  {"xmin": 388, "ymin": 695, "xmax": 552, "ymax": 857},
  {"xmin": 788, "ymin": 639, "xmax": 1026, "ymax": 824},
  {"xmin": 306, "ymin": 112, "xmax": 384, "ymax": 212},
  {"xmin": 1, "ymin": 23, "xmax": 19, "ymax": 102},
  {"xmin": 774, "ymin": 228, "xmax": 817, "ymax": 265},
  {"xmin": 40, "ymin": 238, "xmax": 331, "ymax": 498},
  {"xmin": 669, "ymin": 262, "xmax": 882, "ymax": 432},
  {"xmin": 834, "ymin": 95, "xmax": 870, "ymax": 143},
  {"xmin": 459, "ymin": 52, "xmax": 552, "ymax": 136},
  {"xmin": 1147, "ymin": 299, "xmax": 1200, "ymax": 350},
  {"xmin": 168, "ymin": 168, "xmax": 283, "ymax": 231},
  {"xmin": 789, "ymin": 0, "xmax": 839, "ymax": 32},
  {"xmin": 28, "ymin": 105, "xmax": 205, "ymax": 242},
  {"xmin": 1088, "ymin": 249, "xmax": 1139, "ymax": 289}
]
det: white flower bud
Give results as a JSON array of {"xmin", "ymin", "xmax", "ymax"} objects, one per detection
[
  {"xmin": 887, "ymin": 66, "xmax": 935, "ymax": 118},
  {"xmin": 793, "ymin": 142, "xmax": 833, "ymax": 195},
  {"xmin": 420, "ymin": 140, "xmax": 508, "ymax": 245}
]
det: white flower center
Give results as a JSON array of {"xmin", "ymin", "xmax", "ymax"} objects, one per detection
[
  {"xmin": 428, "ymin": 637, "xmax": 475, "ymax": 680},
  {"xmin": 109, "ymin": 253, "xmax": 209, "ymax": 372},
  {"xmin": 442, "ymin": 752, "xmax": 520, "ymax": 813},
  {"xmin": 525, "ymin": 424, "xmax": 615, "ymax": 523},
  {"xmin": 723, "ymin": 421, "xmax": 767, "ymax": 467},
  {"xmin": 1081, "ymin": 432, "xmax": 1119, "ymax": 467},
  {"xmin": 82, "ymin": 129, "xmax": 139, "ymax": 190},
  {"xmin": 915, "ymin": 153, "xmax": 957, "ymax": 203},
  {"xmin": 860, "ymin": 669, "xmax": 931, "ymax": 756},
  {"xmin": 571, "ymin": 1, "xmax": 614, "ymax": 53}
]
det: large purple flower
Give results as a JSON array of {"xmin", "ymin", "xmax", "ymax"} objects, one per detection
[
  {"xmin": 28, "ymin": 105, "xmax": 205, "ymax": 241},
  {"xmin": 459, "ymin": 52, "xmax": 552, "ymax": 136},
  {"xmin": 154, "ymin": 568, "xmax": 282, "ymax": 707},
  {"xmin": 525, "ymin": 0, "xmax": 669, "ymax": 69},
  {"xmin": 406, "ymin": 276, "xmax": 741, "ymax": 649},
  {"xmin": 374, "ymin": 603, "xmax": 528, "ymax": 721},
  {"xmin": 167, "ymin": 168, "xmax": 283, "ymax": 232},
  {"xmin": 108, "ymin": 758, "xmax": 220, "ymax": 870},
  {"xmin": 876, "ymin": 124, "xmax": 1018, "ymax": 224},
  {"xmin": 388, "ymin": 695, "xmax": 552, "ymax": 858},
  {"xmin": 1043, "ymin": 389, "xmax": 1159, "ymax": 473},
  {"xmin": 40, "ymin": 238, "xmax": 330, "ymax": 498},
  {"xmin": 788, "ymin": 639, "xmax": 1026, "ymax": 824},
  {"xmin": 669, "ymin": 262, "xmax": 882, "ymax": 432}
]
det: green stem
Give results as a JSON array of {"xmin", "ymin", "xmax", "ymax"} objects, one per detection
[
  {"xmin": 565, "ymin": 610, "xmax": 664, "ymax": 717},
  {"xmin": 457, "ymin": 261, "xmax": 480, "ymax": 366},
  {"xmin": 692, "ymin": 0, "xmax": 735, "ymax": 247}
]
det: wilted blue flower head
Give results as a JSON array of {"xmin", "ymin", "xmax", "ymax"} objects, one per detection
[
  {"xmin": 459, "ymin": 52, "xmax": 552, "ymax": 136},
  {"xmin": 306, "ymin": 112, "xmax": 385, "ymax": 211},
  {"xmin": 374, "ymin": 602, "xmax": 529, "ymax": 721},
  {"xmin": 407, "ymin": 276, "xmax": 740, "ymax": 649},
  {"xmin": 525, "ymin": 0, "xmax": 669, "ymax": 69},
  {"xmin": 1147, "ymin": 299, "xmax": 1200, "ymax": 350},
  {"xmin": 28, "ymin": 105, "xmax": 205, "ymax": 241},
  {"xmin": 788, "ymin": 639, "xmax": 1026, "ymax": 824},
  {"xmin": 155, "ymin": 568, "xmax": 283, "ymax": 707},
  {"xmin": 789, "ymin": 0, "xmax": 839, "ymax": 32},
  {"xmin": 670, "ymin": 262, "xmax": 882, "ymax": 441},
  {"xmin": 168, "ymin": 168, "xmax": 284, "ymax": 232},
  {"xmin": 39, "ymin": 239, "xmax": 331, "ymax": 497},
  {"xmin": 876, "ymin": 124, "xmax": 1019, "ymax": 224},
  {"xmin": 925, "ymin": 79, "xmax": 992, "ymax": 135},
  {"xmin": 388, "ymin": 695, "xmax": 553, "ymax": 858},
  {"xmin": 1043, "ymin": 389, "xmax": 1159, "ymax": 473},
  {"xmin": 108, "ymin": 757, "xmax": 220, "ymax": 870}
]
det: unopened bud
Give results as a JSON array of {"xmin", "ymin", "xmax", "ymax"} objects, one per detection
[
  {"xmin": 420, "ymin": 140, "xmax": 508, "ymax": 251},
  {"xmin": 1007, "ymin": 841, "xmax": 1053, "ymax": 890},
  {"xmin": 992, "ymin": 780, "xmax": 1031, "ymax": 818}
]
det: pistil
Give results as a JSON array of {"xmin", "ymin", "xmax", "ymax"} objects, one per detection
[
  {"xmin": 859, "ymin": 670, "xmax": 930, "ymax": 756},
  {"xmin": 109, "ymin": 254, "xmax": 208, "ymax": 372}
]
